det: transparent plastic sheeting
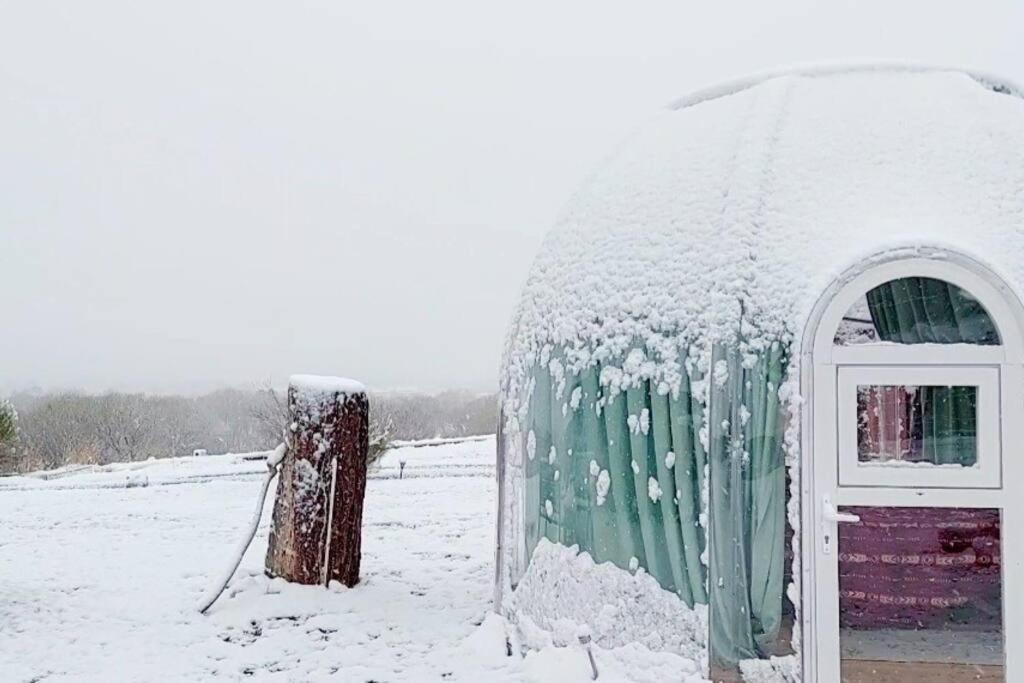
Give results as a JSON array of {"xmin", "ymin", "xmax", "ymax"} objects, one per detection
[{"xmin": 516, "ymin": 343, "xmax": 790, "ymax": 668}]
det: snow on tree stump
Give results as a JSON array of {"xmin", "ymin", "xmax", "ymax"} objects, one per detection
[{"xmin": 265, "ymin": 375, "xmax": 369, "ymax": 587}]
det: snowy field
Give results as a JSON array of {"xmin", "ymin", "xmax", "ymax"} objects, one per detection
[{"xmin": 0, "ymin": 437, "xmax": 703, "ymax": 682}]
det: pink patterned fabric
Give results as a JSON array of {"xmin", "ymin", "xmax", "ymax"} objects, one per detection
[{"xmin": 838, "ymin": 506, "xmax": 1001, "ymax": 629}]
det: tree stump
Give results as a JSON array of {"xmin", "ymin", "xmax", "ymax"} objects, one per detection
[{"xmin": 265, "ymin": 375, "xmax": 369, "ymax": 587}]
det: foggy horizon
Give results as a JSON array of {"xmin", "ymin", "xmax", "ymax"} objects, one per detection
[
  {"xmin": 4, "ymin": 379, "xmax": 497, "ymax": 399},
  {"xmin": 5, "ymin": 1, "xmax": 1024, "ymax": 397}
]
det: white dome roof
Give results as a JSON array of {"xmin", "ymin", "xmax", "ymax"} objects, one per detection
[{"xmin": 502, "ymin": 64, "xmax": 1024, "ymax": 398}]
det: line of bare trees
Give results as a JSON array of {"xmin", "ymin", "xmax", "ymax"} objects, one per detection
[{"xmin": 0, "ymin": 388, "xmax": 496, "ymax": 474}]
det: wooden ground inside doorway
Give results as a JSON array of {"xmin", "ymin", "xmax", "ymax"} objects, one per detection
[
  {"xmin": 842, "ymin": 660, "xmax": 1003, "ymax": 682},
  {"xmin": 712, "ymin": 660, "xmax": 1003, "ymax": 682}
]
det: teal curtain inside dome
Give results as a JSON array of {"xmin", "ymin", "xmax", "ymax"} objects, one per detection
[
  {"xmin": 523, "ymin": 351, "xmax": 708, "ymax": 606},
  {"xmin": 707, "ymin": 343, "xmax": 789, "ymax": 666},
  {"xmin": 520, "ymin": 343, "xmax": 791, "ymax": 668},
  {"xmin": 866, "ymin": 276, "xmax": 999, "ymax": 346}
]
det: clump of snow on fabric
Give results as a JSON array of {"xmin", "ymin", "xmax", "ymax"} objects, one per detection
[
  {"xmin": 647, "ymin": 477, "xmax": 663, "ymax": 503},
  {"xmin": 665, "ymin": 451, "xmax": 676, "ymax": 469},
  {"xmin": 549, "ymin": 358, "xmax": 567, "ymax": 400},
  {"xmin": 548, "ymin": 446, "xmax": 557, "ymax": 465},
  {"xmin": 713, "ymin": 361, "xmax": 729, "ymax": 387},
  {"xmin": 527, "ymin": 430, "xmax": 536, "ymax": 461},
  {"xmin": 595, "ymin": 470, "xmax": 610, "ymax": 506},
  {"xmin": 510, "ymin": 539, "xmax": 707, "ymax": 664},
  {"xmin": 627, "ymin": 410, "xmax": 652, "ymax": 436},
  {"xmin": 570, "ymin": 387, "xmax": 583, "ymax": 411},
  {"xmin": 628, "ymin": 556, "xmax": 640, "ymax": 572}
]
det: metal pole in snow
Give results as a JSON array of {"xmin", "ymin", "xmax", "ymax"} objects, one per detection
[{"xmin": 578, "ymin": 629, "xmax": 598, "ymax": 679}]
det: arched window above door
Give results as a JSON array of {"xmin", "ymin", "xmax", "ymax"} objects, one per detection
[
  {"xmin": 834, "ymin": 276, "xmax": 1001, "ymax": 346},
  {"xmin": 830, "ymin": 276, "xmax": 999, "ymax": 475}
]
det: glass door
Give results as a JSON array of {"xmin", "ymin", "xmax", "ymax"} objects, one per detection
[
  {"xmin": 834, "ymin": 504, "xmax": 1003, "ymax": 682},
  {"xmin": 816, "ymin": 365, "xmax": 1006, "ymax": 682}
]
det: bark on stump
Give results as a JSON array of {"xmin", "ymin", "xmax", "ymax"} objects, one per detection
[{"xmin": 265, "ymin": 375, "xmax": 369, "ymax": 587}]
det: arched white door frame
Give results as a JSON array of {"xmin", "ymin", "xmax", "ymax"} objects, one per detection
[{"xmin": 799, "ymin": 246, "xmax": 1024, "ymax": 681}]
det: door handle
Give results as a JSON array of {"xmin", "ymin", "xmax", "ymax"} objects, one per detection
[
  {"xmin": 821, "ymin": 495, "xmax": 859, "ymax": 555},
  {"xmin": 823, "ymin": 496, "xmax": 860, "ymax": 524}
]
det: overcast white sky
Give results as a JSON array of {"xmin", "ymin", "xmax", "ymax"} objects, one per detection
[{"xmin": 2, "ymin": 1, "xmax": 1023, "ymax": 395}]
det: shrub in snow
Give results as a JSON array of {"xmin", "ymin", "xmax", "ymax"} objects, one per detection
[
  {"xmin": 0, "ymin": 400, "xmax": 17, "ymax": 446},
  {"xmin": 0, "ymin": 399, "xmax": 18, "ymax": 472}
]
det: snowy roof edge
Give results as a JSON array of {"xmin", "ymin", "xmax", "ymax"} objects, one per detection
[{"xmin": 668, "ymin": 60, "xmax": 1024, "ymax": 111}]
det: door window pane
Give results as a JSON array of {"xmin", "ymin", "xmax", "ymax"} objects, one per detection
[
  {"xmin": 839, "ymin": 505, "xmax": 1003, "ymax": 682},
  {"xmin": 857, "ymin": 385, "xmax": 978, "ymax": 467}
]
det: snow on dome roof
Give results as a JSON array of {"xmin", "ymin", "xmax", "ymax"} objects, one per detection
[
  {"xmin": 668, "ymin": 61, "xmax": 1024, "ymax": 110},
  {"xmin": 502, "ymin": 65, "xmax": 1024, "ymax": 398}
]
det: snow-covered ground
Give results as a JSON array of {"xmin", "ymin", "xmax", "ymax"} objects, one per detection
[{"xmin": 0, "ymin": 437, "xmax": 705, "ymax": 682}]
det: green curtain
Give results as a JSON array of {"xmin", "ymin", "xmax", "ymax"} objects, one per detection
[
  {"xmin": 866, "ymin": 277, "xmax": 993, "ymax": 466},
  {"xmin": 708, "ymin": 343, "xmax": 788, "ymax": 666},
  {"xmin": 523, "ymin": 349, "xmax": 708, "ymax": 607},
  {"xmin": 919, "ymin": 386, "xmax": 978, "ymax": 465},
  {"xmin": 522, "ymin": 343, "xmax": 789, "ymax": 669},
  {"xmin": 866, "ymin": 276, "xmax": 999, "ymax": 345}
]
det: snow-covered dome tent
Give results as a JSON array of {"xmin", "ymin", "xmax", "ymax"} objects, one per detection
[{"xmin": 496, "ymin": 63, "xmax": 1024, "ymax": 682}]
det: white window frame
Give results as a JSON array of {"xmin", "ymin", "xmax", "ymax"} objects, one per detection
[
  {"xmin": 799, "ymin": 249, "xmax": 1024, "ymax": 683},
  {"xmin": 837, "ymin": 364, "xmax": 1001, "ymax": 489}
]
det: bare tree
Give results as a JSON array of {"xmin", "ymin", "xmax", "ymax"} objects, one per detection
[
  {"xmin": 197, "ymin": 388, "xmax": 274, "ymax": 453},
  {"xmin": 252, "ymin": 385, "xmax": 289, "ymax": 447},
  {"xmin": 16, "ymin": 394, "xmax": 98, "ymax": 469},
  {"xmin": 372, "ymin": 390, "xmax": 496, "ymax": 440},
  {"xmin": 94, "ymin": 394, "xmax": 154, "ymax": 463},
  {"xmin": 367, "ymin": 404, "xmax": 393, "ymax": 466},
  {"xmin": 150, "ymin": 396, "xmax": 204, "ymax": 458}
]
